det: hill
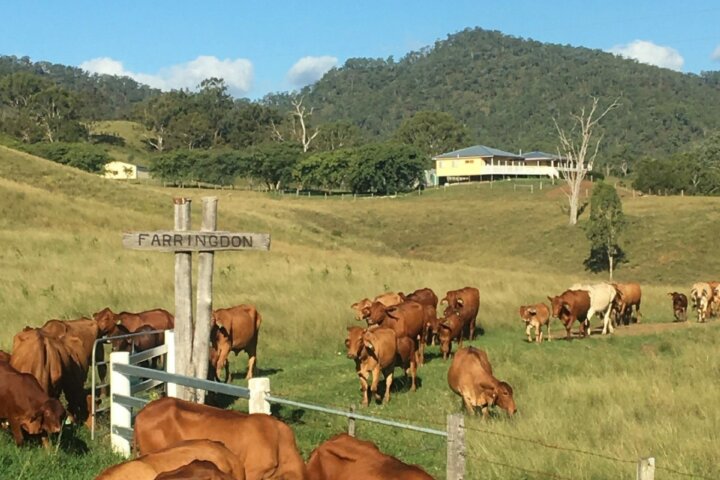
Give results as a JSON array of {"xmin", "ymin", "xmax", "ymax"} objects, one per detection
[
  {"xmin": 280, "ymin": 27, "xmax": 720, "ymax": 167},
  {"xmin": 1, "ymin": 146, "xmax": 720, "ymax": 479}
]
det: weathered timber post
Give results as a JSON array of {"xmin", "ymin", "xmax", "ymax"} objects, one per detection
[
  {"xmin": 637, "ymin": 457, "xmax": 655, "ymax": 480},
  {"xmin": 446, "ymin": 413, "xmax": 465, "ymax": 480},
  {"xmin": 174, "ymin": 198, "xmax": 193, "ymax": 400},
  {"xmin": 348, "ymin": 405, "xmax": 356, "ymax": 437},
  {"xmin": 249, "ymin": 377, "xmax": 271, "ymax": 414},
  {"xmin": 165, "ymin": 331, "xmax": 178, "ymax": 398},
  {"xmin": 192, "ymin": 197, "xmax": 217, "ymax": 403}
]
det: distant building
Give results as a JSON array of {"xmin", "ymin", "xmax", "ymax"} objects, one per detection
[
  {"xmin": 432, "ymin": 145, "xmax": 561, "ymax": 184},
  {"xmin": 102, "ymin": 161, "xmax": 149, "ymax": 180}
]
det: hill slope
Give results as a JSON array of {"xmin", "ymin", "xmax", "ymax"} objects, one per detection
[{"xmin": 287, "ymin": 27, "xmax": 720, "ymax": 163}]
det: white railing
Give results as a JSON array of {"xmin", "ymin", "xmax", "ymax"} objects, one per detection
[{"xmin": 480, "ymin": 165, "xmax": 560, "ymax": 178}]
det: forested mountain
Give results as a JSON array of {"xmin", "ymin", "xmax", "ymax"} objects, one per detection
[
  {"xmin": 272, "ymin": 27, "xmax": 720, "ymax": 167},
  {"xmin": 0, "ymin": 55, "xmax": 158, "ymax": 119}
]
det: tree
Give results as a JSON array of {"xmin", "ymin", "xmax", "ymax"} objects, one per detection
[
  {"xmin": 347, "ymin": 142, "xmax": 425, "ymax": 194},
  {"xmin": 271, "ymin": 95, "xmax": 319, "ymax": 152},
  {"xmin": 393, "ymin": 111, "xmax": 469, "ymax": 159},
  {"xmin": 314, "ymin": 121, "xmax": 364, "ymax": 151},
  {"xmin": 584, "ymin": 182, "xmax": 626, "ymax": 279},
  {"xmin": 243, "ymin": 143, "xmax": 304, "ymax": 190},
  {"xmin": 554, "ymin": 97, "xmax": 620, "ymax": 225}
]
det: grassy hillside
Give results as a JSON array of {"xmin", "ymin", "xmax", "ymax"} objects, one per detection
[
  {"xmin": 1, "ymin": 146, "xmax": 719, "ymax": 479},
  {"xmin": 88, "ymin": 120, "xmax": 153, "ymax": 167}
]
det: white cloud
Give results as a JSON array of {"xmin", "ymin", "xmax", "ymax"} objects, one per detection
[
  {"xmin": 608, "ymin": 40, "xmax": 684, "ymax": 71},
  {"xmin": 287, "ymin": 56, "xmax": 338, "ymax": 87},
  {"xmin": 80, "ymin": 56, "xmax": 254, "ymax": 96},
  {"xmin": 712, "ymin": 45, "xmax": 720, "ymax": 62}
]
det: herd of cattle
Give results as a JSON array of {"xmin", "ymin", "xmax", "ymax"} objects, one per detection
[{"xmin": 0, "ymin": 279, "xmax": 716, "ymax": 478}]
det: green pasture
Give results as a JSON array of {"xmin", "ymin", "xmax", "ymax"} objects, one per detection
[{"xmin": 0, "ymin": 146, "xmax": 719, "ymax": 479}]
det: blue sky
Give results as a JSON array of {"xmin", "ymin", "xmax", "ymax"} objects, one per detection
[{"xmin": 2, "ymin": 1, "xmax": 719, "ymax": 99}]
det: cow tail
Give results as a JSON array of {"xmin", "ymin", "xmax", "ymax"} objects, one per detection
[{"xmin": 255, "ymin": 310, "xmax": 263, "ymax": 330}]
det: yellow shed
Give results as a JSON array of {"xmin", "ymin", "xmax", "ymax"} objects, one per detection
[{"xmin": 102, "ymin": 161, "xmax": 149, "ymax": 180}]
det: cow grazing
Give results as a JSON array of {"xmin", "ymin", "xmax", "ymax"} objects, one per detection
[
  {"xmin": 447, "ymin": 347, "xmax": 516, "ymax": 417},
  {"xmin": 11, "ymin": 328, "xmax": 89, "ymax": 425},
  {"xmin": 668, "ymin": 292, "xmax": 688, "ymax": 322},
  {"xmin": 134, "ymin": 397, "xmax": 307, "ymax": 480},
  {"xmin": 345, "ymin": 327, "xmax": 416, "ymax": 406},
  {"xmin": 0, "ymin": 361, "xmax": 66, "ymax": 447},
  {"xmin": 210, "ymin": 304, "xmax": 262, "ymax": 382},
  {"xmin": 307, "ymin": 433, "xmax": 434, "ymax": 480},
  {"xmin": 569, "ymin": 283, "xmax": 617, "ymax": 334},
  {"xmin": 441, "ymin": 287, "xmax": 481, "ymax": 339},
  {"xmin": 96, "ymin": 439, "xmax": 244, "ymax": 480},
  {"xmin": 438, "ymin": 310, "xmax": 464, "ymax": 360},
  {"xmin": 690, "ymin": 282, "xmax": 713, "ymax": 323},
  {"xmin": 365, "ymin": 301, "xmax": 425, "ymax": 366},
  {"xmin": 93, "ymin": 307, "xmax": 174, "ymax": 337},
  {"xmin": 612, "ymin": 283, "xmax": 642, "ymax": 326},
  {"xmin": 518, "ymin": 303, "xmax": 551, "ymax": 343},
  {"xmin": 548, "ymin": 289, "xmax": 591, "ymax": 339}
]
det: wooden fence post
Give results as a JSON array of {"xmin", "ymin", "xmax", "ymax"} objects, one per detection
[
  {"xmin": 348, "ymin": 405, "xmax": 356, "ymax": 437},
  {"xmin": 249, "ymin": 377, "xmax": 271, "ymax": 414},
  {"xmin": 446, "ymin": 413, "xmax": 465, "ymax": 480},
  {"xmin": 192, "ymin": 197, "xmax": 217, "ymax": 403},
  {"xmin": 165, "ymin": 331, "xmax": 177, "ymax": 398},
  {"xmin": 173, "ymin": 198, "xmax": 193, "ymax": 400},
  {"xmin": 110, "ymin": 351, "xmax": 131, "ymax": 457},
  {"xmin": 637, "ymin": 457, "xmax": 655, "ymax": 480}
]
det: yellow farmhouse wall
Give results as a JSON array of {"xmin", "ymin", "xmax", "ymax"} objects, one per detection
[{"xmin": 435, "ymin": 157, "xmax": 487, "ymax": 177}]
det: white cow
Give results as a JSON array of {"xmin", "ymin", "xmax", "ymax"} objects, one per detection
[
  {"xmin": 690, "ymin": 282, "xmax": 712, "ymax": 323},
  {"xmin": 569, "ymin": 283, "xmax": 618, "ymax": 335}
]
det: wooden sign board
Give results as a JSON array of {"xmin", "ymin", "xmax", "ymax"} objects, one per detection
[{"xmin": 122, "ymin": 231, "xmax": 271, "ymax": 252}]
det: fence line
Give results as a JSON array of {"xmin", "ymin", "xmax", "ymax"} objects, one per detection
[{"xmin": 465, "ymin": 451, "xmax": 575, "ymax": 480}]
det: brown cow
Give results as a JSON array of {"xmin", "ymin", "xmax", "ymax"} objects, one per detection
[
  {"xmin": 95, "ymin": 439, "xmax": 244, "ymax": 480},
  {"xmin": 365, "ymin": 301, "xmax": 425, "ymax": 366},
  {"xmin": 109, "ymin": 324, "xmax": 163, "ymax": 368},
  {"xmin": 210, "ymin": 304, "xmax": 261, "ymax": 382},
  {"xmin": 345, "ymin": 327, "xmax": 416, "ymax": 406},
  {"xmin": 0, "ymin": 350, "xmax": 10, "ymax": 363},
  {"xmin": 40, "ymin": 317, "xmax": 105, "ymax": 382},
  {"xmin": 307, "ymin": 434, "xmax": 434, "ymax": 480},
  {"xmin": 400, "ymin": 288, "xmax": 438, "ymax": 309},
  {"xmin": 668, "ymin": 292, "xmax": 688, "ymax": 322},
  {"xmin": 351, "ymin": 292, "xmax": 404, "ymax": 321},
  {"xmin": 547, "ymin": 290, "xmax": 591, "ymax": 339},
  {"xmin": 441, "ymin": 287, "xmax": 480, "ymax": 339},
  {"xmin": 612, "ymin": 283, "xmax": 642, "ymax": 326},
  {"xmin": 134, "ymin": 397, "xmax": 307, "ymax": 480},
  {"xmin": 94, "ymin": 307, "xmax": 174, "ymax": 337},
  {"xmin": 518, "ymin": 303, "xmax": 551, "ymax": 343},
  {"xmin": 438, "ymin": 311, "xmax": 464, "ymax": 360},
  {"xmin": 708, "ymin": 281, "xmax": 720, "ymax": 318},
  {"xmin": 0, "ymin": 361, "xmax": 66, "ymax": 447},
  {"xmin": 447, "ymin": 347, "xmax": 516, "ymax": 417},
  {"xmin": 155, "ymin": 461, "xmax": 238, "ymax": 480}
]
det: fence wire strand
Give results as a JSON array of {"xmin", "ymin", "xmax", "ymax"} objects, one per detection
[{"xmin": 464, "ymin": 452, "xmax": 575, "ymax": 480}]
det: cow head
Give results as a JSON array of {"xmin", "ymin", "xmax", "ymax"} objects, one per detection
[
  {"xmin": 518, "ymin": 305, "xmax": 538, "ymax": 324},
  {"xmin": 492, "ymin": 381, "xmax": 516, "ymax": 416},
  {"xmin": 547, "ymin": 296, "xmax": 563, "ymax": 318},
  {"xmin": 94, "ymin": 307, "xmax": 117, "ymax": 336},
  {"xmin": 107, "ymin": 324, "xmax": 132, "ymax": 352},
  {"xmin": 22, "ymin": 398, "xmax": 65, "ymax": 437},
  {"xmin": 365, "ymin": 302, "xmax": 390, "ymax": 326},
  {"xmin": 350, "ymin": 299, "xmax": 372, "ymax": 321},
  {"xmin": 345, "ymin": 327, "xmax": 366, "ymax": 359}
]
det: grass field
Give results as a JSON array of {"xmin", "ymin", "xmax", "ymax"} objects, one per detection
[{"xmin": 1, "ymin": 145, "xmax": 719, "ymax": 479}]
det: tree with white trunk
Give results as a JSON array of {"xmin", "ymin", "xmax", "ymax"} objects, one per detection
[{"xmin": 554, "ymin": 97, "xmax": 621, "ymax": 225}]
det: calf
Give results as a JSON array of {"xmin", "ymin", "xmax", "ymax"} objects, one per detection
[
  {"xmin": 690, "ymin": 282, "xmax": 712, "ymax": 323},
  {"xmin": 438, "ymin": 311, "xmax": 464, "ymax": 360},
  {"xmin": 0, "ymin": 362, "xmax": 66, "ymax": 447},
  {"xmin": 0, "ymin": 350, "xmax": 10, "ymax": 363},
  {"xmin": 210, "ymin": 304, "xmax": 261, "ymax": 381},
  {"xmin": 518, "ymin": 303, "xmax": 551, "ymax": 343},
  {"xmin": 708, "ymin": 281, "xmax": 720, "ymax": 318},
  {"xmin": 96, "ymin": 439, "xmax": 244, "ymax": 480},
  {"xmin": 447, "ymin": 347, "xmax": 516, "ymax": 417},
  {"xmin": 134, "ymin": 397, "xmax": 307, "ymax": 480},
  {"xmin": 548, "ymin": 289, "xmax": 591, "ymax": 339},
  {"xmin": 307, "ymin": 433, "xmax": 434, "ymax": 480},
  {"xmin": 612, "ymin": 283, "xmax": 642, "ymax": 326},
  {"xmin": 668, "ymin": 292, "xmax": 688, "ymax": 322},
  {"xmin": 441, "ymin": 287, "xmax": 480, "ymax": 339}
]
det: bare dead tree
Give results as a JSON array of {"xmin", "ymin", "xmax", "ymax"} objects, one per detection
[
  {"xmin": 290, "ymin": 96, "xmax": 319, "ymax": 152},
  {"xmin": 554, "ymin": 97, "xmax": 621, "ymax": 225}
]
